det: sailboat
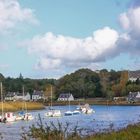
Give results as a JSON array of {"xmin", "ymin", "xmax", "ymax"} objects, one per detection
[
  {"xmin": 45, "ymin": 86, "xmax": 61, "ymax": 117},
  {"xmin": 64, "ymin": 93, "xmax": 73, "ymax": 116},
  {"xmin": 16, "ymin": 86, "xmax": 33, "ymax": 121},
  {"xmin": 0, "ymin": 82, "xmax": 16, "ymax": 123}
]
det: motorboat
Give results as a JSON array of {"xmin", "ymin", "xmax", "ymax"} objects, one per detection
[{"xmin": 78, "ymin": 104, "xmax": 95, "ymax": 114}]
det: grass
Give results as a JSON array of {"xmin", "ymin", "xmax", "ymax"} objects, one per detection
[
  {"xmin": 50, "ymin": 99, "xmax": 140, "ymax": 106},
  {"xmin": 0, "ymin": 101, "xmax": 45, "ymax": 112},
  {"xmin": 86, "ymin": 123, "xmax": 140, "ymax": 140},
  {"xmin": 22, "ymin": 114, "xmax": 140, "ymax": 140}
]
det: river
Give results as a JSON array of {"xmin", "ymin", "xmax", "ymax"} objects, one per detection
[{"xmin": 0, "ymin": 105, "xmax": 140, "ymax": 139}]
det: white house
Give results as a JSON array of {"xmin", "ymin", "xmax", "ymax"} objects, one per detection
[
  {"xmin": 5, "ymin": 92, "xmax": 15, "ymax": 101},
  {"xmin": 57, "ymin": 93, "xmax": 74, "ymax": 101},
  {"xmin": 127, "ymin": 91, "xmax": 140, "ymax": 102},
  {"xmin": 5, "ymin": 92, "xmax": 31, "ymax": 101},
  {"xmin": 14, "ymin": 92, "xmax": 31, "ymax": 101},
  {"xmin": 32, "ymin": 91, "xmax": 44, "ymax": 101}
]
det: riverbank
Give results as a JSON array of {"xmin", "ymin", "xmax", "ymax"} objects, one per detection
[
  {"xmin": 0, "ymin": 101, "xmax": 45, "ymax": 112},
  {"xmin": 45, "ymin": 99, "xmax": 140, "ymax": 106}
]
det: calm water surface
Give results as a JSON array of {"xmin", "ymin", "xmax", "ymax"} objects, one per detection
[{"xmin": 0, "ymin": 105, "xmax": 140, "ymax": 139}]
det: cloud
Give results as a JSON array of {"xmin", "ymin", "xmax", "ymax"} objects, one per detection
[
  {"xmin": 35, "ymin": 58, "xmax": 61, "ymax": 70},
  {"xmin": 20, "ymin": 2, "xmax": 140, "ymax": 73},
  {"xmin": 119, "ymin": 7, "xmax": 140, "ymax": 34},
  {"xmin": 0, "ymin": 0, "xmax": 38, "ymax": 33},
  {"xmin": 119, "ymin": 6, "xmax": 140, "ymax": 55},
  {"xmin": 22, "ymin": 27, "xmax": 119, "ymax": 70}
]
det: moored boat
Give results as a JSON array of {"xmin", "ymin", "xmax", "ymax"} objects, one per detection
[
  {"xmin": 78, "ymin": 104, "xmax": 95, "ymax": 114},
  {"xmin": 45, "ymin": 109, "xmax": 61, "ymax": 117},
  {"xmin": 64, "ymin": 110, "xmax": 73, "ymax": 116},
  {"xmin": 23, "ymin": 113, "xmax": 34, "ymax": 120},
  {"xmin": 73, "ymin": 110, "xmax": 81, "ymax": 115},
  {"xmin": 4, "ymin": 112, "xmax": 16, "ymax": 122},
  {"xmin": 45, "ymin": 86, "xmax": 62, "ymax": 117}
]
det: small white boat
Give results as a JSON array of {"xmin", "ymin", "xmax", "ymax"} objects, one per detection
[
  {"xmin": 78, "ymin": 104, "xmax": 95, "ymax": 114},
  {"xmin": 16, "ymin": 115, "xmax": 24, "ymax": 121},
  {"xmin": 15, "ymin": 111, "xmax": 25, "ymax": 121},
  {"xmin": 45, "ymin": 110, "xmax": 61, "ymax": 117},
  {"xmin": 45, "ymin": 86, "xmax": 61, "ymax": 117},
  {"xmin": 81, "ymin": 108, "xmax": 94, "ymax": 114},
  {"xmin": 64, "ymin": 111, "xmax": 73, "ymax": 116},
  {"xmin": 4, "ymin": 112, "xmax": 16, "ymax": 122},
  {"xmin": 23, "ymin": 113, "xmax": 34, "ymax": 120},
  {"xmin": 22, "ymin": 86, "xmax": 34, "ymax": 121}
]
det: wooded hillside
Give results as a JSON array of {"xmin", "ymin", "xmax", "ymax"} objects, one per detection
[{"xmin": 0, "ymin": 69, "xmax": 140, "ymax": 99}]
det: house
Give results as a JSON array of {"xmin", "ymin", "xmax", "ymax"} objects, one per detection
[
  {"xmin": 14, "ymin": 92, "xmax": 31, "ymax": 101},
  {"xmin": 128, "ymin": 71, "xmax": 140, "ymax": 82},
  {"xmin": 5, "ymin": 92, "xmax": 31, "ymax": 101},
  {"xmin": 32, "ymin": 90, "xmax": 44, "ymax": 101},
  {"xmin": 127, "ymin": 91, "xmax": 140, "ymax": 103},
  {"xmin": 5, "ymin": 92, "xmax": 16, "ymax": 101},
  {"xmin": 57, "ymin": 93, "xmax": 74, "ymax": 101}
]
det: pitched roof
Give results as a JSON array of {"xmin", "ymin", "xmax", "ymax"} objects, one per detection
[
  {"xmin": 5, "ymin": 92, "xmax": 15, "ymax": 97},
  {"xmin": 129, "ymin": 92, "xmax": 140, "ymax": 98},
  {"xmin": 58, "ymin": 93, "xmax": 72, "ymax": 98},
  {"xmin": 129, "ymin": 71, "xmax": 140, "ymax": 78},
  {"xmin": 32, "ymin": 91, "xmax": 43, "ymax": 96}
]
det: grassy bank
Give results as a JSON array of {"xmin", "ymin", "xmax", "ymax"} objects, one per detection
[
  {"xmin": 86, "ymin": 123, "xmax": 140, "ymax": 140},
  {"xmin": 45, "ymin": 99, "xmax": 140, "ymax": 106},
  {"xmin": 0, "ymin": 101, "xmax": 45, "ymax": 112}
]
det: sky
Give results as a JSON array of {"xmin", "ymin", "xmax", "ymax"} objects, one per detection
[{"xmin": 0, "ymin": 0, "xmax": 140, "ymax": 79}]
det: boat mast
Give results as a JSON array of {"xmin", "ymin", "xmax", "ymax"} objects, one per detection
[
  {"xmin": 50, "ymin": 85, "xmax": 52, "ymax": 108},
  {"xmin": 23, "ymin": 85, "xmax": 27, "ymax": 113},
  {"xmin": 1, "ymin": 82, "xmax": 4, "ymax": 117},
  {"xmin": 68, "ymin": 92, "xmax": 70, "ymax": 111}
]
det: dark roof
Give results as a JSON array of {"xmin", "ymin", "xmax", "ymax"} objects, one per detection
[
  {"xmin": 16, "ymin": 92, "xmax": 29, "ymax": 96},
  {"xmin": 5, "ymin": 92, "xmax": 29, "ymax": 97},
  {"xmin": 32, "ymin": 91, "xmax": 43, "ymax": 96},
  {"xmin": 128, "ymin": 92, "xmax": 140, "ymax": 98},
  {"xmin": 129, "ymin": 71, "xmax": 140, "ymax": 78},
  {"xmin": 5, "ymin": 92, "xmax": 15, "ymax": 97},
  {"xmin": 58, "ymin": 93, "xmax": 72, "ymax": 98}
]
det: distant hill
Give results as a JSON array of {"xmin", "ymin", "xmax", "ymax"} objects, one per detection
[{"xmin": 0, "ymin": 68, "xmax": 140, "ymax": 99}]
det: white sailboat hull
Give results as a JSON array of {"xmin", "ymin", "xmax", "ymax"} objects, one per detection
[
  {"xmin": 5, "ymin": 112, "xmax": 16, "ymax": 122},
  {"xmin": 45, "ymin": 110, "xmax": 61, "ymax": 117},
  {"xmin": 23, "ymin": 113, "xmax": 34, "ymax": 120}
]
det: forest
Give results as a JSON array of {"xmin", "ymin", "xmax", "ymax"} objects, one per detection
[{"xmin": 0, "ymin": 69, "xmax": 140, "ymax": 99}]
